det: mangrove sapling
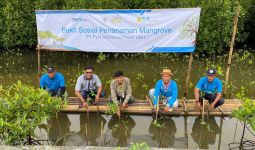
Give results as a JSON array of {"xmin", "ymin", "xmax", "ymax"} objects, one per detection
[
  {"xmin": 96, "ymin": 53, "xmax": 107, "ymax": 63},
  {"xmin": 0, "ymin": 81, "xmax": 63, "ymax": 145},
  {"xmin": 106, "ymin": 102, "xmax": 118, "ymax": 115},
  {"xmin": 129, "ymin": 142, "xmax": 150, "ymax": 150},
  {"xmin": 85, "ymin": 93, "xmax": 95, "ymax": 118},
  {"xmin": 229, "ymin": 88, "xmax": 255, "ymax": 149}
]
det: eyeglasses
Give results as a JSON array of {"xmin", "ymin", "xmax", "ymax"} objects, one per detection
[{"xmin": 86, "ymin": 72, "xmax": 93, "ymax": 74}]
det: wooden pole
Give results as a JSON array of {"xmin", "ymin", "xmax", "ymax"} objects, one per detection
[
  {"xmin": 184, "ymin": 116, "xmax": 189, "ymax": 149},
  {"xmin": 118, "ymin": 98, "xmax": 122, "ymax": 119},
  {"xmin": 85, "ymin": 123, "xmax": 88, "ymax": 145},
  {"xmin": 37, "ymin": 45, "xmax": 41, "ymax": 86},
  {"xmin": 86, "ymin": 106, "xmax": 89, "ymax": 119},
  {"xmin": 224, "ymin": 6, "xmax": 240, "ymax": 94},
  {"xmin": 155, "ymin": 96, "xmax": 159, "ymax": 123},
  {"xmin": 217, "ymin": 117, "xmax": 223, "ymax": 150},
  {"xmin": 182, "ymin": 97, "xmax": 188, "ymax": 113},
  {"xmin": 201, "ymin": 98, "xmax": 206, "ymax": 124},
  {"xmin": 184, "ymin": 53, "xmax": 193, "ymax": 98},
  {"xmin": 100, "ymin": 120, "xmax": 103, "ymax": 146},
  {"xmin": 146, "ymin": 95, "xmax": 153, "ymax": 109},
  {"xmin": 96, "ymin": 102, "xmax": 100, "ymax": 115}
]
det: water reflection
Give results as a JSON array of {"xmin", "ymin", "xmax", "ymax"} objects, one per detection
[
  {"xmin": 108, "ymin": 115, "xmax": 135, "ymax": 147},
  {"xmin": 47, "ymin": 113, "xmax": 71, "ymax": 145},
  {"xmin": 42, "ymin": 114, "xmax": 253, "ymax": 149},
  {"xmin": 79, "ymin": 114, "xmax": 106, "ymax": 146},
  {"xmin": 191, "ymin": 116, "xmax": 221, "ymax": 149},
  {"xmin": 149, "ymin": 117, "xmax": 176, "ymax": 148}
]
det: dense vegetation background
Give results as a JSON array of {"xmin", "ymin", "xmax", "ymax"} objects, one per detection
[{"xmin": 0, "ymin": 0, "xmax": 254, "ymax": 54}]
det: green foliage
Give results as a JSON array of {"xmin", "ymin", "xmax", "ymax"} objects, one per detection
[
  {"xmin": 152, "ymin": 121, "xmax": 165, "ymax": 128},
  {"xmin": 106, "ymin": 102, "xmax": 118, "ymax": 115},
  {"xmin": 232, "ymin": 87, "xmax": 255, "ymax": 131},
  {"xmin": 1, "ymin": 0, "xmax": 37, "ymax": 48},
  {"xmin": 97, "ymin": 53, "xmax": 107, "ymax": 64},
  {"xmin": 129, "ymin": 142, "xmax": 150, "ymax": 150},
  {"xmin": 0, "ymin": 81, "xmax": 65, "ymax": 145}
]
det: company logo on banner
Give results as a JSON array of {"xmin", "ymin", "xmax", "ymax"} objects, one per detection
[{"xmin": 35, "ymin": 9, "xmax": 201, "ymax": 53}]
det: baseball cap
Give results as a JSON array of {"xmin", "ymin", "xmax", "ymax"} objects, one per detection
[
  {"xmin": 206, "ymin": 68, "xmax": 217, "ymax": 76},
  {"xmin": 47, "ymin": 66, "xmax": 55, "ymax": 73}
]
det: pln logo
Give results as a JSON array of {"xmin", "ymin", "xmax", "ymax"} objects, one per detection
[{"xmin": 137, "ymin": 16, "xmax": 150, "ymax": 23}]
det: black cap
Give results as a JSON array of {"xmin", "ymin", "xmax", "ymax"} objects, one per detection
[
  {"xmin": 206, "ymin": 68, "xmax": 217, "ymax": 76},
  {"xmin": 47, "ymin": 66, "xmax": 55, "ymax": 73}
]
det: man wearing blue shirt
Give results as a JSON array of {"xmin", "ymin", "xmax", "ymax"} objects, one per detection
[
  {"xmin": 194, "ymin": 68, "xmax": 224, "ymax": 110},
  {"xmin": 149, "ymin": 68, "xmax": 178, "ymax": 112},
  {"xmin": 40, "ymin": 66, "xmax": 66, "ymax": 97}
]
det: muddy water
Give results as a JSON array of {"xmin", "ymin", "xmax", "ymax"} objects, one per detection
[
  {"xmin": 1, "ymin": 49, "xmax": 255, "ymax": 148},
  {"xmin": 35, "ymin": 113, "xmax": 254, "ymax": 149}
]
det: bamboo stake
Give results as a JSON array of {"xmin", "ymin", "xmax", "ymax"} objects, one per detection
[
  {"xmin": 217, "ymin": 117, "xmax": 223, "ymax": 150},
  {"xmin": 224, "ymin": 6, "xmax": 240, "ymax": 95},
  {"xmin": 233, "ymin": 119, "xmax": 238, "ymax": 143},
  {"xmin": 37, "ymin": 45, "xmax": 41, "ymax": 86},
  {"xmin": 182, "ymin": 97, "xmax": 188, "ymax": 113},
  {"xmin": 201, "ymin": 98, "xmax": 206, "ymax": 124},
  {"xmin": 85, "ymin": 123, "xmax": 88, "ymax": 145},
  {"xmin": 155, "ymin": 96, "xmax": 159, "ymax": 123},
  {"xmin": 86, "ymin": 96, "xmax": 90, "ymax": 119},
  {"xmin": 184, "ymin": 53, "xmax": 193, "ymax": 98},
  {"xmin": 145, "ymin": 95, "xmax": 153, "ymax": 109},
  {"xmin": 100, "ymin": 121, "xmax": 103, "ymax": 146},
  {"xmin": 96, "ymin": 102, "xmax": 100, "ymax": 115},
  {"xmin": 121, "ymin": 96, "xmax": 125, "ymax": 117},
  {"xmin": 158, "ymin": 126, "xmax": 162, "ymax": 148},
  {"xmin": 86, "ymin": 106, "xmax": 89, "ymax": 119},
  {"xmin": 218, "ymin": 106, "xmax": 226, "ymax": 117},
  {"xmin": 118, "ymin": 98, "xmax": 122, "ymax": 119},
  {"xmin": 184, "ymin": 116, "xmax": 189, "ymax": 149}
]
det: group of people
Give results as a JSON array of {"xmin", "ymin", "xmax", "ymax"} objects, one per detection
[{"xmin": 40, "ymin": 65, "xmax": 225, "ymax": 115}]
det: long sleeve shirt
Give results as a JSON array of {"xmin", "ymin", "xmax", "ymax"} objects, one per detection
[
  {"xmin": 110, "ymin": 77, "xmax": 132, "ymax": 104},
  {"xmin": 153, "ymin": 79, "xmax": 178, "ymax": 107}
]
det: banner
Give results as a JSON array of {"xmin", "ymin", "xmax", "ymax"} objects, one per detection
[{"xmin": 35, "ymin": 9, "xmax": 201, "ymax": 52}]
